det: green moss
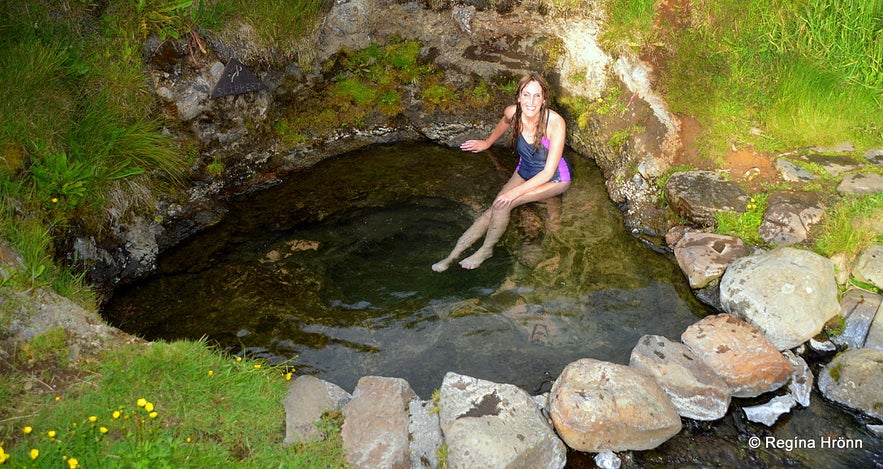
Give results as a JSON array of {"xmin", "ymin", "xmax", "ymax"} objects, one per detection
[
  {"xmin": 823, "ymin": 315, "xmax": 847, "ymax": 338},
  {"xmin": 827, "ymin": 361, "xmax": 843, "ymax": 382}
]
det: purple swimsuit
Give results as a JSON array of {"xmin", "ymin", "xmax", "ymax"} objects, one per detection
[{"xmin": 515, "ymin": 134, "xmax": 572, "ymax": 183}]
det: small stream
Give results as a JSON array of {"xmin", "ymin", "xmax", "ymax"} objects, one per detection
[{"xmin": 102, "ymin": 142, "xmax": 881, "ymax": 467}]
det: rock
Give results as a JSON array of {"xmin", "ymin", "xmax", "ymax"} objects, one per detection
[
  {"xmin": 719, "ymin": 247, "xmax": 841, "ymax": 350},
  {"xmin": 798, "ymin": 153, "xmax": 862, "ymax": 176},
  {"xmin": 837, "ymin": 173, "xmax": 883, "ymax": 195},
  {"xmin": 853, "ymin": 245, "xmax": 883, "ymax": 290},
  {"xmin": 758, "ymin": 191, "xmax": 825, "ymax": 246},
  {"xmin": 832, "ymin": 288, "xmax": 882, "ymax": 350},
  {"xmin": 866, "ymin": 148, "xmax": 883, "ymax": 165},
  {"xmin": 863, "ymin": 308, "xmax": 883, "ymax": 351},
  {"xmin": 408, "ymin": 399, "xmax": 442, "ymax": 469},
  {"xmin": 594, "ymin": 451, "xmax": 622, "ymax": 469},
  {"xmin": 629, "ymin": 335, "xmax": 731, "ymax": 420},
  {"xmin": 817, "ymin": 348, "xmax": 883, "ymax": 420},
  {"xmin": 664, "ymin": 171, "xmax": 749, "ymax": 226},
  {"xmin": 783, "ymin": 351, "xmax": 812, "ymax": 407},
  {"xmin": 282, "ymin": 375, "xmax": 352, "ymax": 445},
  {"xmin": 439, "ymin": 373, "xmax": 566, "ymax": 469},
  {"xmin": 549, "ymin": 358, "xmax": 681, "ymax": 452},
  {"xmin": 868, "ymin": 424, "xmax": 883, "ymax": 438},
  {"xmin": 742, "ymin": 394, "xmax": 796, "ymax": 426},
  {"xmin": 341, "ymin": 376, "xmax": 416, "ymax": 469},
  {"xmin": 672, "ymin": 232, "xmax": 749, "ymax": 289},
  {"xmin": 681, "ymin": 314, "xmax": 795, "ymax": 398},
  {"xmin": 829, "ymin": 252, "xmax": 852, "ymax": 285},
  {"xmin": 775, "ymin": 158, "xmax": 816, "ymax": 182},
  {"xmin": 808, "ymin": 337, "xmax": 837, "ymax": 353}
]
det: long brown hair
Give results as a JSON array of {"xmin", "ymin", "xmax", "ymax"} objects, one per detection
[{"xmin": 509, "ymin": 72, "xmax": 550, "ymax": 152}]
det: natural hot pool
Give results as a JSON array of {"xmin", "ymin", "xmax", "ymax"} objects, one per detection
[
  {"xmin": 101, "ymin": 142, "xmax": 881, "ymax": 466},
  {"xmin": 102, "ymin": 141, "xmax": 708, "ymax": 396}
]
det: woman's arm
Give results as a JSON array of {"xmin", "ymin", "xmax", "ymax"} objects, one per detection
[{"xmin": 460, "ymin": 105, "xmax": 517, "ymax": 153}]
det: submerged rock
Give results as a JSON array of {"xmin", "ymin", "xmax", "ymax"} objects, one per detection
[
  {"xmin": 681, "ymin": 314, "xmax": 794, "ymax": 398},
  {"xmin": 549, "ymin": 358, "xmax": 681, "ymax": 452},
  {"xmin": 719, "ymin": 247, "xmax": 840, "ymax": 350},
  {"xmin": 817, "ymin": 348, "xmax": 883, "ymax": 420},
  {"xmin": 439, "ymin": 372, "xmax": 566, "ymax": 469},
  {"xmin": 629, "ymin": 335, "xmax": 731, "ymax": 421}
]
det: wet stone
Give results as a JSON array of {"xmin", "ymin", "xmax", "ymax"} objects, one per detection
[
  {"xmin": 282, "ymin": 375, "xmax": 352, "ymax": 445},
  {"xmin": 341, "ymin": 376, "xmax": 416, "ymax": 469},
  {"xmin": 775, "ymin": 158, "xmax": 816, "ymax": 183},
  {"xmin": 818, "ymin": 348, "xmax": 883, "ymax": 420},
  {"xmin": 837, "ymin": 173, "xmax": 883, "ymax": 195},
  {"xmin": 797, "ymin": 153, "xmax": 863, "ymax": 176},
  {"xmin": 664, "ymin": 171, "xmax": 749, "ymax": 226},
  {"xmin": 673, "ymin": 232, "xmax": 749, "ymax": 289}
]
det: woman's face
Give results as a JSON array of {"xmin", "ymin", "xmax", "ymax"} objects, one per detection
[{"xmin": 518, "ymin": 80, "xmax": 545, "ymax": 118}]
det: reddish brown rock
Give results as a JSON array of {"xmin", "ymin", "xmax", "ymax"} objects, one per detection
[
  {"xmin": 549, "ymin": 358, "xmax": 681, "ymax": 452},
  {"xmin": 681, "ymin": 314, "xmax": 794, "ymax": 398}
]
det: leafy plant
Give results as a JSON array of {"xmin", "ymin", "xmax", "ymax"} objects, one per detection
[{"xmin": 28, "ymin": 151, "xmax": 96, "ymax": 213}]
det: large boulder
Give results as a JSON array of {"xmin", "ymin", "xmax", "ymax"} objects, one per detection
[
  {"xmin": 629, "ymin": 335, "xmax": 731, "ymax": 421},
  {"xmin": 664, "ymin": 171, "xmax": 749, "ymax": 226},
  {"xmin": 681, "ymin": 314, "xmax": 794, "ymax": 398},
  {"xmin": 439, "ymin": 372, "xmax": 566, "ymax": 469},
  {"xmin": 818, "ymin": 348, "xmax": 883, "ymax": 420},
  {"xmin": 719, "ymin": 247, "xmax": 840, "ymax": 350},
  {"xmin": 341, "ymin": 376, "xmax": 416, "ymax": 469},
  {"xmin": 549, "ymin": 358, "xmax": 681, "ymax": 452}
]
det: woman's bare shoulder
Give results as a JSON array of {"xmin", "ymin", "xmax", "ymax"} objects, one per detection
[{"xmin": 502, "ymin": 104, "xmax": 518, "ymax": 120}]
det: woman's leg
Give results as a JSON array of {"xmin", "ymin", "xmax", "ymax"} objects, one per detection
[
  {"xmin": 459, "ymin": 180, "xmax": 571, "ymax": 269},
  {"xmin": 432, "ymin": 174, "xmax": 526, "ymax": 272}
]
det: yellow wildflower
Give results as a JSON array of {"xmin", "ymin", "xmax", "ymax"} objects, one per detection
[
  {"xmin": 136, "ymin": 398, "xmax": 147, "ymax": 407},
  {"xmin": 207, "ymin": 370, "xmax": 214, "ymax": 376},
  {"xmin": 48, "ymin": 430, "xmax": 57, "ymax": 438},
  {"xmin": 88, "ymin": 415, "xmax": 97, "ymax": 423},
  {"xmin": 51, "ymin": 198, "xmax": 59, "ymax": 203},
  {"xmin": 235, "ymin": 356, "xmax": 242, "ymax": 362},
  {"xmin": 99, "ymin": 427, "xmax": 108, "ymax": 434},
  {"xmin": 148, "ymin": 411, "xmax": 158, "ymax": 419},
  {"xmin": 285, "ymin": 372, "xmax": 292, "ymax": 381},
  {"xmin": 68, "ymin": 457, "xmax": 79, "ymax": 468},
  {"xmin": 112, "ymin": 410, "xmax": 121, "ymax": 419},
  {"xmin": 253, "ymin": 364, "xmax": 261, "ymax": 369},
  {"xmin": 30, "ymin": 448, "xmax": 39, "ymax": 460},
  {"xmin": 23, "ymin": 426, "xmax": 33, "ymax": 434},
  {"xmin": 186, "ymin": 437, "xmax": 192, "ymax": 443},
  {"xmin": 144, "ymin": 402, "xmax": 154, "ymax": 412},
  {"xmin": 54, "ymin": 396, "xmax": 61, "ymax": 401},
  {"xmin": 0, "ymin": 446, "xmax": 9, "ymax": 464}
]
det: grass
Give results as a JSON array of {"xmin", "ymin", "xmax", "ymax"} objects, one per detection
[
  {"xmin": 0, "ymin": 340, "xmax": 349, "ymax": 468},
  {"xmin": 815, "ymin": 192, "xmax": 883, "ymax": 260},
  {"xmin": 602, "ymin": 0, "xmax": 883, "ymax": 161},
  {"xmin": 714, "ymin": 193, "xmax": 768, "ymax": 246}
]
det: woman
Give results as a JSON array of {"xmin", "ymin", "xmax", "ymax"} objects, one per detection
[{"xmin": 432, "ymin": 72, "xmax": 571, "ymax": 272}]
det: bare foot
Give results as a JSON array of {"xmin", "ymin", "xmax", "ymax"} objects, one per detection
[
  {"xmin": 432, "ymin": 259, "xmax": 452, "ymax": 272},
  {"xmin": 459, "ymin": 249, "xmax": 492, "ymax": 269}
]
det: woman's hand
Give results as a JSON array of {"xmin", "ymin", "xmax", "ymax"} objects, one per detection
[
  {"xmin": 493, "ymin": 190, "xmax": 517, "ymax": 209},
  {"xmin": 460, "ymin": 139, "xmax": 490, "ymax": 153}
]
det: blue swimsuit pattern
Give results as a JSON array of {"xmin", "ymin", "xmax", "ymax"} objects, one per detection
[{"xmin": 515, "ymin": 134, "xmax": 571, "ymax": 183}]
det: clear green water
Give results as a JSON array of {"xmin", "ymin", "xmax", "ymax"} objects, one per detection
[{"xmin": 102, "ymin": 142, "xmax": 881, "ymax": 466}]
